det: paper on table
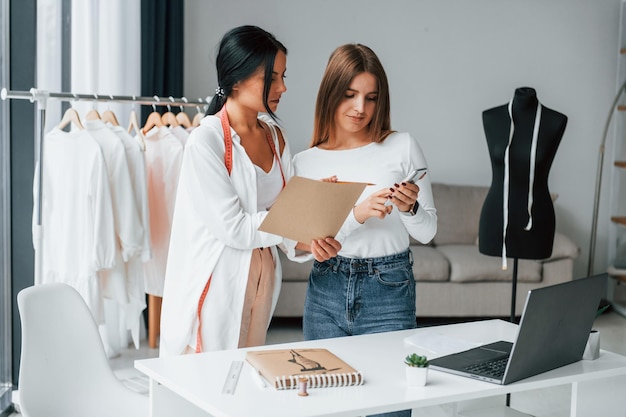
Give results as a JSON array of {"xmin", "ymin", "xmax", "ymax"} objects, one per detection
[
  {"xmin": 404, "ymin": 330, "xmax": 481, "ymax": 356},
  {"xmin": 258, "ymin": 176, "xmax": 367, "ymax": 243}
]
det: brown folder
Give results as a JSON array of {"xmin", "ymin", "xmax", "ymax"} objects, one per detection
[
  {"xmin": 258, "ymin": 176, "xmax": 366, "ymax": 243},
  {"xmin": 245, "ymin": 348, "xmax": 364, "ymax": 390}
]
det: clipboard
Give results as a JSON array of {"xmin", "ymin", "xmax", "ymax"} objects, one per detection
[{"xmin": 258, "ymin": 176, "xmax": 367, "ymax": 243}]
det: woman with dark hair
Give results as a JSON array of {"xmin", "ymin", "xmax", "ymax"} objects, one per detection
[
  {"xmin": 160, "ymin": 25, "xmax": 339, "ymax": 356},
  {"xmin": 294, "ymin": 45, "xmax": 436, "ymax": 416}
]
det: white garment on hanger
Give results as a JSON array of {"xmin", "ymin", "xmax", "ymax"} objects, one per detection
[
  {"xmin": 69, "ymin": 0, "xmax": 142, "ymax": 354},
  {"xmin": 85, "ymin": 119, "xmax": 144, "ymax": 356},
  {"xmin": 85, "ymin": 119, "xmax": 144, "ymax": 261},
  {"xmin": 108, "ymin": 124, "xmax": 152, "ymax": 261},
  {"xmin": 34, "ymin": 128, "xmax": 117, "ymax": 323},
  {"xmin": 108, "ymin": 123, "xmax": 151, "ymax": 349},
  {"xmin": 142, "ymin": 127, "xmax": 184, "ymax": 296},
  {"xmin": 169, "ymin": 125, "xmax": 190, "ymax": 147}
]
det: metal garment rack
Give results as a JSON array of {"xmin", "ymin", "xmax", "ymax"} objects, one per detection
[
  {"xmin": 0, "ymin": 87, "xmax": 209, "ymax": 283},
  {"xmin": 588, "ymin": 79, "xmax": 626, "ymax": 277}
]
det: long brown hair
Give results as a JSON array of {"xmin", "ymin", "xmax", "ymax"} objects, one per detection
[{"xmin": 310, "ymin": 44, "xmax": 393, "ymax": 147}]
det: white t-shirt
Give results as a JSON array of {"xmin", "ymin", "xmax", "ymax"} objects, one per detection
[
  {"xmin": 255, "ymin": 159, "xmax": 283, "ymax": 212},
  {"xmin": 293, "ymin": 132, "xmax": 437, "ymax": 259}
]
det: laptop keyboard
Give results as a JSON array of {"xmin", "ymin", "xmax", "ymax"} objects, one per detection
[{"xmin": 464, "ymin": 356, "xmax": 509, "ymax": 378}]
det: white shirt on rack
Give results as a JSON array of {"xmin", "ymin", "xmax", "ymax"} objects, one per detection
[
  {"xmin": 35, "ymin": 128, "xmax": 116, "ymax": 323},
  {"xmin": 142, "ymin": 126, "xmax": 184, "ymax": 296},
  {"xmin": 85, "ymin": 119, "xmax": 144, "ymax": 262},
  {"xmin": 169, "ymin": 125, "xmax": 190, "ymax": 147},
  {"xmin": 108, "ymin": 123, "xmax": 151, "ymax": 348}
]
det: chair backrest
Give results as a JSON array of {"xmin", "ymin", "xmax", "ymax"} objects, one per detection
[{"xmin": 17, "ymin": 283, "xmax": 147, "ymax": 417}]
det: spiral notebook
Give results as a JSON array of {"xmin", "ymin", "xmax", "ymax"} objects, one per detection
[{"xmin": 245, "ymin": 348, "xmax": 364, "ymax": 390}]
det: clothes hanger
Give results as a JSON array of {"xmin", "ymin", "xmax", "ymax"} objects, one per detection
[
  {"xmin": 101, "ymin": 96, "xmax": 120, "ymax": 126},
  {"xmin": 127, "ymin": 95, "xmax": 146, "ymax": 150},
  {"xmin": 101, "ymin": 95, "xmax": 120, "ymax": 126},
  {"xmin": 176, "ymin": 97, "xmax": 192, "ymax": 128},
  {"xmin": 192, "ymin": 99, "xmax": 205, "ymax": 127},
  {"xmin": 142, "ymin": 96, "xmax": 164, "ymax": 135},
  {"xmin": 85, "ymin": 94, "xmax": 101, "ymax": 120},
  {"xmin": 161, "ymin": 97, "xmax": 180, "ymax": 127},
  {"xmin": 57, "ymin": 96, "xmax": 84, "ymax": 131}
]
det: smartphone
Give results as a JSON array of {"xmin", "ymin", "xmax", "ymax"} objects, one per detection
[
  {"xmin": 402, "ymin": 168, "xmax": 427, "ymax": 184},
  {"xmin": 385, "ymin": 168, "xmax": 427, "ymax": 206}
]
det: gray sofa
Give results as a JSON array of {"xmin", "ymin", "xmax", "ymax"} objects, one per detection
[{"xmin": 273, "ymin": 182, "xmax": 580, "ymax": 318}]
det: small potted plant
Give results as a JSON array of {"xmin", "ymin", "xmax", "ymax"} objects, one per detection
[{"xmin": 404, "ymin": 353, "xmax": 429, "ymax": 386}]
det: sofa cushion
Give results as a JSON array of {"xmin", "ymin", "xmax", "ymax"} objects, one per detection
[
  {"xmin": 437, "ymin": 244, "xmax": 542, "ymax": 283},
  {"xmin": 545, "ymin": 232, "xmax": 580, "ymax": 261},
  {"xmin": 431, "ymin": 183, "xmax": 489, "ymax": 246},
  {"xmin": 410, "ymin": 245, "xmax": 450, "ymax": 282}
]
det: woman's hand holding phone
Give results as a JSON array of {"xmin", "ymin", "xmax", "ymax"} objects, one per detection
[
  {"xmin": 402, "ymin": 168, "xmax": 427, "ymax": 184},
  {"xmin": 384, "ymin": 168, "xmax": 426, "ymax": 207}
]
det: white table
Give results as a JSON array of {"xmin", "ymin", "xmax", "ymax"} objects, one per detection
[{"xmin": 135, "ymin": 319, "xmax": 626, "ymax": 417}]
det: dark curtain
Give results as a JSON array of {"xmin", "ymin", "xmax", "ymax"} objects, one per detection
[
  {"xmin": 10, "ymin": 0, "xmax": 36, "ymax": 388},
  {"xmin": 141, "ymin": 0, "xmax": 184, "ymax": 123}
]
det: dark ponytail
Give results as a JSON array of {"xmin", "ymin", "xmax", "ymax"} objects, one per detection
[{"xmin": 206, "ymin": 25, "xmax": 287, "ymax": 120}]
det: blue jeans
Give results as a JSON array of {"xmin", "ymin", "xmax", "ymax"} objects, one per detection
[{"xmin": 303, "ymin": 249, "xmax": 416, "ymax": 417}]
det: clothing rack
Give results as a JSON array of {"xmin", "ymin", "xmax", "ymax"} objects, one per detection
[{"xmin": 0, "ymin": 87, "xmax": 209, "ymax": 283}]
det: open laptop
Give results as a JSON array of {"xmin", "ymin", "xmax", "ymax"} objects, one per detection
[{"xmin": 428, "ymin": 273, "xmax": 607, "ymax": 385}]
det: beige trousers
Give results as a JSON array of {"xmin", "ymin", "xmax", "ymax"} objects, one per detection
[
  {"xmin": 238, "ymin": 247, "xmax": 276, "ymax": 348},
  {"xmin": 184, "ymin": 248, "xmax": 276, "ymax": 354}
]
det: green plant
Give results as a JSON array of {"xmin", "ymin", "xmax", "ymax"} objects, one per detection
[
  {"xmin": 596, "ymin": 304, "xmax": 610, "ymax": 318},
  {"xmin": 404, "ymin": 353, "xmax": 429, "ymax": 368}
]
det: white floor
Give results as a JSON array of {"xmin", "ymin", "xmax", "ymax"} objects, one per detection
[{"xmin": 9, "ymin": 312, "xmax": 626, "ymax": 416}]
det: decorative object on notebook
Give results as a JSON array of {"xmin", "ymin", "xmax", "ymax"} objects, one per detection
[
  {"xmin": 404, "ymin": 353, "xmax": 429, "ymax": 387},
  {"xmin": 245, "ymin": 348, "xmax": 364, "ymax": 390}
]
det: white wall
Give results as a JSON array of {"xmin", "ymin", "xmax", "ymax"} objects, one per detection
[{"xmin": 184, "ymin": 0, "xmax": 621, "ymax": 279}]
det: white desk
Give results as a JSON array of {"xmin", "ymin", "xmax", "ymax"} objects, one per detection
[{"xmin": 135, "ymin": 319, "xmax": 626, "ymax": 417}]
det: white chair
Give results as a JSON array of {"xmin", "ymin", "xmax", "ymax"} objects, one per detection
[{"xmin": 17, "ymin": 283, "xmax": 148, "ymax": 417}]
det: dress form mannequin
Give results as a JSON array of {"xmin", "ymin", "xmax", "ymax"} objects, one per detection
[{"xmin": 479, "ymin": 87, "xmax": 567, "ymax": 265}]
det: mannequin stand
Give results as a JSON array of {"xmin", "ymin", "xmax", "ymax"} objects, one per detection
[
  {"xmin": 510, "ymin": 258, "xmax": 519, "ymax": 323},
  {"xmin": 506, "ymin": 258, "xmax": 519, "ymax": 407}
]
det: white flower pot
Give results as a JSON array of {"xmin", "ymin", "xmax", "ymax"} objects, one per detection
[{"xmin": 406, "ymin": 366, "xmax": 428, "ymax": 387}]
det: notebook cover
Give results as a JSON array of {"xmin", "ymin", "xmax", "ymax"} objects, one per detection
[{"xmin": 245, "ymin": 348, "xmax": 364, "ymax": 390}]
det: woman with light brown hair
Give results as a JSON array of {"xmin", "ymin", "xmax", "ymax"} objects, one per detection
[{"xmin": 293, "ymin": 44, "xmax": 437, "ymax": 417}]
